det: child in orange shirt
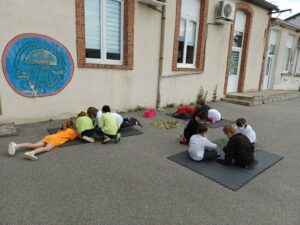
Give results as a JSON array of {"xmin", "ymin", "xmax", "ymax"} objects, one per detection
[{"xmin": 8, "ymin": 120, "xmax": 78, "ymax": 161}]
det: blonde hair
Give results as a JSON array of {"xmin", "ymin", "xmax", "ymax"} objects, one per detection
[
  {"xmin": 61, "ymin": 120, "xmax": 75, "ymax": 130},
  {"xmin": 223, "ymin": 124, "xmax": 236, "ymax": 135}
]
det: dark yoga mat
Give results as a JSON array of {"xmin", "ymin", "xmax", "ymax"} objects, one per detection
[
  {"xmin": 166, "ymin": 113, "xmax": 234, "ymax": 128},
  {"xmin": 47, "ymin": 127, "xmax": 143, "ymax": 147},
  {"xmin": 168, "ymin": 150, "xmax": 283, "ymax": 191}
]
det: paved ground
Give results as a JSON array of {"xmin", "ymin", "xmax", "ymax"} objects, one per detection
[{"xmin": 1, "ymin": 99, "xmax": 300, "ymax": 225}]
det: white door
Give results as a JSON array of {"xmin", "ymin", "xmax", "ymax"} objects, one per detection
[
  {"xmin": 263, "ymin": 30, "xmax": 277, "ymax": 90},
  {"xmin": 227, "ymin": 11, "xmax": 247, "ymax": 93}
]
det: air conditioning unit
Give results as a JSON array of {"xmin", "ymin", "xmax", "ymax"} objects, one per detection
[
  {"xmin": 215, "ymin": 0, "xmax": 235, "ymax": 24},
  {"xmin": 138, "ymin": 0, "xmax": 166, "ymax": 7}
]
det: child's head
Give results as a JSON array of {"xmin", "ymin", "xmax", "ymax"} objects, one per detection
[
  {"xmin": 61, "ymin": 120, "xmax": 75, "ymax": 130},
  {"xmin": 197, "ymin": 125, "xmax": 208, "ymax": 136},
  {"xmin": 102, "ymin": 105, "xmax": 111, "ymax": 113},
  {"xmin": 236, "ymin": 118, "xmax": 247, "ymax": 128},
  {"xmin": 195, "ymin": 112, "xmax": 207, "ymax": 122},
  {"xmin": 223, "ymin": 124, "xmax": 237, "ymax": 138},
  {"xmin": 77, "ymin": 111, "xmax": 86, "ymax": 117},
  {"xmin": 87, "ymin": 107, "xmax": 98, "ymax": 118}
]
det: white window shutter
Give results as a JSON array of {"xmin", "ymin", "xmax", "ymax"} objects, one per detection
[
  {"xmin": 106, "ymin": 0, "xmax": 121, "ymax": 58},
  {"xmin": 85, "ymin": 0, "xmax": 101, "ymax": 51}
]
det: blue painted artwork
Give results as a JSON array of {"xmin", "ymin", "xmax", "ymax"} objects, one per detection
[{"xmin": 2, "ymin": 34, "xmax": 74, "ymax": 97}]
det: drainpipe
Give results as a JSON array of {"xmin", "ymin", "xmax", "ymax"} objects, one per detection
[{"xmin": 156, "ymin": 4, "xmax": 166, "ymax": 108}]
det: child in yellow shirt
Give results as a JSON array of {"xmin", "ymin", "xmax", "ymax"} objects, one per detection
[{"xmin": 8, "ymin": 120, "xmax": 78, "ymax": 160}]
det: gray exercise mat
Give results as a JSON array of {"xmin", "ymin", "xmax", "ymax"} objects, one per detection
[
  {"xmin": 47, "ymin": 127, "xmax": 143, "ymax": 147},
  {"xmin": 168, "ymin": 150, "xmax": 283, "ymax": 191},
  {"xmin": 166, "ymin": 113, "xmax": 234, "ymax": 129}
]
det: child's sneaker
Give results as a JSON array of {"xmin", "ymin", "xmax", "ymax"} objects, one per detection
[
  {"xmin": 24, "ymin": 152, "xmax": 38, "ymax": 161},
  {"xmin": 115, "ymin": 133, "xmax": 121, "ymax": 144},
  {"xmin": 82, "ymin": 136, "xmax": 95, "ymax": 143},
  {"xmin": 130, "ymin": 117, "xmax": 143, "ymax": 128},
  {"xmin": 102, "ymin": 137, "xmax": 112, "ymax": 144},
  {"xmin": 8, "ymin": 142, "xmax": 18, "ymax": 156}
]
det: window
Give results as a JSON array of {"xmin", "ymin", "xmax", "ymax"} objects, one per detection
[
  {"xmin": 173, "ymin": 0, "xmax": 208, "ymax": 71},
  {"xmin": 76, "ymin": 0, "xmax": 134, "ymax": 69},
  {"xmin": 85, "ymin": 0, "xmax": 124, "ymax": 64},
  {"xmin": 282, "ymin": 35, "xmax": 294, "ymax": 73},
  {"xmin": 283, "ymin": 48, "xmax": 292, "ymax": 72},
  {"xmin": 177, "ymin": 0, "xmax": 200, "ymax": 67}
]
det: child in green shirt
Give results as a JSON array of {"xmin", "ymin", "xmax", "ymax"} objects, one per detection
[
  {"xmin": 76, "ymin": 111, "xmax": 95, "ymax": 143},
  {"xmin": 97, "ymin": 105, "xmax": 121, "ymax": 144}
]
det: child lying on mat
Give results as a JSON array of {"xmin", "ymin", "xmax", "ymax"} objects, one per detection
[
  {"xmin": 194, "ymin": 101, "xmax": 222, "ymax": 123},
  {"xmin": 180, "ymin": 112, "xmax": 207, "ymax": 144},
  {"xmin": 174, "ymin": 105, "xmax": 196, "ymax": 120},
  {"xmin": 188, "ymin": 125, "xmax": 218, "ymax": 161},
  {"xmin": 236, "ymin": 118, "xmax": 256, "ymax": 147},
  {"xmin": 8, "ymin": 120, "xmax": 78, "ymax": 161},
  {"xmin": 217, "ymin": 125, "xmax": 256, "ymax": 169}
]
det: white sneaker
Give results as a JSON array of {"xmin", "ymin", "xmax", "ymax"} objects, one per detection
[
  {"xmin": 24, "ymin": 152, "xmax": 38, "ymax": 161},
  {"xmin": 82, "ymin": 136, "xmax": 95, "ymax": 143},
  {"xmin": 8, "ymin": 142, "xmax": 18, "ymax": 156}
]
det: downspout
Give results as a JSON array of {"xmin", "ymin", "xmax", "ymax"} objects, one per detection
[{"xmin": 156, "ymin": 4, "xmax": 166, "ymax": 108}]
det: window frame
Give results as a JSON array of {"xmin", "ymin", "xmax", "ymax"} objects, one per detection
[
  {"xmin": 282, "ymin": 47, "xmax": 292, "ymax": 73},
  {"xmin": 172, "ymin": 0, "xmax": 208, "ymax": 72},
  {"xmin": 177, "ymin": 16, "xmax": 199, "ymax": 68},
  {"xmin": 85, "ymin": 0, "xmax": 124, "ymax": 65},
  {"xmin": 76, "ymin": 0, "xmax": 134, "ymax": 70}
]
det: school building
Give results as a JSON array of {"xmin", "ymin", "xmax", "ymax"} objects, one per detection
[
  {"xmin": 262, "ymin": 16, "xmax": 300, "ymax": 91},
  {"xmin": 0, "ymin": 0, "xmax": 280, "ymax": 123}
]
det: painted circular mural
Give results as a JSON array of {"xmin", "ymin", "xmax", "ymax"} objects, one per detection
[{"xmin": 2, "ymin": 33, "xmax": 74, "ymax": 97}]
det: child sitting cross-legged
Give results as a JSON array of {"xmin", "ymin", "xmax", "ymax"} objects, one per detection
[
  {"xmin": 180, "ymin": 112, "xmax": 207, "ymax": 144},
  {"xmin": 236, "ymin": 118, "xmax": 256, "ymax": 147},
  {"xmin": 8, "ymin": 120, "xmax": 78, "ymax": 161},
  {"xmin": 188, "ymin": 125, "xmax": 219, "ymax": 161},
  {"xmin": 75, "ymin": 111, "xmax": 95, "ymax": 143}
]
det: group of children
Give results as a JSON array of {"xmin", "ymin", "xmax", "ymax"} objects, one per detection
[
  {"xmin": 180, "ymin": 101, "xmax": 257, "ymax": 168},
  {"xmin": 8, "ymin": 105, "xmax": 142, "ymax": 160}
]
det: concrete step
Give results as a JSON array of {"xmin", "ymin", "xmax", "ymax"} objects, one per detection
[
  {"xmin": 221, "ymin": 97, "xmax": 253, "ymax": 106},
  {"xmin": 225, "ymin": 94, "xmax": 254, "ymax": 101}
]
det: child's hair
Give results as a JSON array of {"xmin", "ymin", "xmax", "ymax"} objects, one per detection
[
  {"xmin": 87, "ymin": 107, "xmax": 98, "ymax": 117},
  {"xmin": 77, "ymin": 111, "xmax": 86, "ymax": 117},
  {"xmin": 197, "ymin": 125, "xmax": 208, "ymax": 134},
  {"xmin": 236, "ymin": 118, "xmax": 246, "ymax": 127},
  {"xmin": 195, "ymin": 111, "xmax": 207, "ymax": 120},
  {"xmin": 102, "ymin": 105, "xmax": 111, "ymax": 113},
  {"xmin": 61, "ymin": 120, "xmax": 75, "ymax": 130},
  {"xmin": 223, "ymin": 124, "xmax": 236, "ymax": 135}
]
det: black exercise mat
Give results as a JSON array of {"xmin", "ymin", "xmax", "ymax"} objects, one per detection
[
  {"xmin": 166, "ymin": 113, "xmax": 234, "ymax": 128},
  {"xmin": 168, "ymin": 150, "xmax": 283, "ymax": 191},
  {"xmin": 47, "ymin": 127, "xmax": 143, "ymax": 147}
]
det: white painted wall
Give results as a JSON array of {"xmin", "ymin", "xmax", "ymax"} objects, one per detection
[
  {"xmin": 0, "ymin": 0, "xmax": 161, "ymax": 123},
  {"xmin": 0, "ymin": 0, "xmax": 271, "ymax": 123}
]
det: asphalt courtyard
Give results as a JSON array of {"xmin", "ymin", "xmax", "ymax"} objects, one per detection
[{"xmin": 0, "ymin": 99, "xmax": 300, "ymax": 225}]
